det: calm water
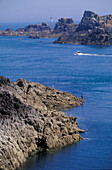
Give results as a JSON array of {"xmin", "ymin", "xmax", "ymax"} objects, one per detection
[{"xmin": 0, "ymin": 32, "xmax": 112, "ymax": 169}]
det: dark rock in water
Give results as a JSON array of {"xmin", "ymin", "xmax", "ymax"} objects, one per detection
[{"xmin": 0, "ymin": 76, "xmax": 84, "ymax": 170}]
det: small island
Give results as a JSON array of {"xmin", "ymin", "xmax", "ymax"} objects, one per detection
[
  {"xmin": 0, "ymin": 76, "xmax": 84, "ymax": 170},
  {"xmin": 0, "ymin": 11, "xmax": 112, "ymax": 45}
]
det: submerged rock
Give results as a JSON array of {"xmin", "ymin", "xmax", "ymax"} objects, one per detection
[{"xmin": 0, "ymin": 76, "xmax": 84, "ymax": 170}]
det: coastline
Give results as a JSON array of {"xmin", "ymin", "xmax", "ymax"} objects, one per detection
[
  {"xmin": 0, "ymin": 76, "xmax": 84, "ymax": 170},
  {"xmin": 0, "ymin": 11, "xmax": 112, "ymax": 45}
]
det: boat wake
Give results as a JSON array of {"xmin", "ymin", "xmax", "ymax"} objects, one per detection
[{"xmin": 74, "ymin": 53, "xmax": 112, "ymax": 57}]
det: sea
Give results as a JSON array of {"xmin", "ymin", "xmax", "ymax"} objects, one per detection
[{"xmin": 0, "ymin": 23, "xmax": 112, "ymax": 170}]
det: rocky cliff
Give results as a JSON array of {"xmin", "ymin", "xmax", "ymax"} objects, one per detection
[
  {"xmin": 76, "ymin": 11, "xmax": 112, "ymax": 32},
  {"xmin": 76, "ymin": 11, "xmax": 100, "ymax": 32},
  {"xmin": 54, "ymin": 11, "xmax": 112, "ymax": 45},
  {"xmin": 0, "ymin": 76, "xmax": 84, "ymax": 170}
]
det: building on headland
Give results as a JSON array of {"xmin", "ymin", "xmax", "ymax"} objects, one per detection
[{"xmin": 50, "ymin": 17, "xmax": 53, "ymax": 24}]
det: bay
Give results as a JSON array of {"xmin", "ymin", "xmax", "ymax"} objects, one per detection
[{"xmin": 0, "ymin": 31, "xmax": 112, "ymax": 169}]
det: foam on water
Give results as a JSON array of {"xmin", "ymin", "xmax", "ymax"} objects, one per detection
[{"xmin": 74, "ymin": 53, "xmax": 112, "ymax": 57}]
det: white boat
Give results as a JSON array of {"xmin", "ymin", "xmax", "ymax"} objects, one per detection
[{"xmin": 75, "ymin": 51, "xmax": 83, "ymax": 55}]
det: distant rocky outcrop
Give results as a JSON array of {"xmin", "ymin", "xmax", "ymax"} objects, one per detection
[
  {"xmin": 0, "ymin": 76, "xmax": 84, "ymax": 170},
  {"xmin": 24, "ymin": 22, "xmax": 53, "ymax": 32},
  {"xmin": 53, "ymin": 18, "xmax": 78, "ymax": 34},
  {"xmin": 54, "ymin": 11, "xmax": 112, "ymax": 45},
  {"xmin": 0, "ymin": 22, "xmax": 54, "ymax": 38},
  {"xmin": 1, "ymin": 11, "xmax": 111, "ymax": 45},
  {"xmin": 0, "ymin": 18, "xmax": 78, "ymax": 39}
]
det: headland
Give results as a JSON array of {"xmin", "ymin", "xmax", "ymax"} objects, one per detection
[{"xmin": 0, "ymin": 76, "xmax": 84, "ymax": 170}]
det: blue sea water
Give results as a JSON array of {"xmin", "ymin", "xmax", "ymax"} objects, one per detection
[{"xmin": 0, "ymin": 30, "xmax": 112, "ymax": 169}]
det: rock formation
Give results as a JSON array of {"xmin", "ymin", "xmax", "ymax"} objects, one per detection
[
  {"xmin": 0, "ymin": 76, "xmax": 84, "ymax": 170},
  {"xmin": 53, "ymin": 18, "xmax": 78, "ymax": 34},
  {"xmin": 24, "ymin": 22, "xmax": 53, "ymax": 32},
  {"xmin": 76, "ymin": 11, "xmax": 100, "ymax": 32},
  {"xmin": 76, "ymin": 10, "xmax": 112, "ymax": 32},
  {"xmin": 0, "ymin": 22, "xmax": 53, "ymax": 38},
  {"xmin": 54, "ymin": 11, "xmax": 112, "ymax": 45}
]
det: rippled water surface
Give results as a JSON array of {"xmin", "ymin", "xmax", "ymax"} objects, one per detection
[{"xmin": 0, "ymin": 33, "xmax": 112, "ymax": 169}]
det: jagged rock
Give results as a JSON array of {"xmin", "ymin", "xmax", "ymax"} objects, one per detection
[
  {"xmin": 0, "ymin": 77, "xmax": 83, "ymax": 111},
  {"xmin": 76, "ymin": 11, "xmax": 100, "ymax": 32},
  {"xmin": 0, "ymin": 76, "xmax": 84, "ymax": 170},
  {"xmin": 76, "ymin": 11, "xmax": 112, "ymax": 32},
  {"xmin": 81, "ymin": 27, "xmax": 112, "ymax": 45},
  {"xmin": 99, "ymin": 14, "xmax": 112, "ymax": 27},
  {"xmin": 53, "ymin": 18, "xmax": 78, "ymax": 34},
  {"xmin": 54, "ymin": 11, "xmax": 112, "ymax": 45},
  {"xmin": 0, "ymin": 76, "xmax": 10, "ymax": 86}
]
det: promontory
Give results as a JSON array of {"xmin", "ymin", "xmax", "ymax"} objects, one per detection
[{"xmin": 0, "ymin": 76, "xmax": 84, "ymax": 170}]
